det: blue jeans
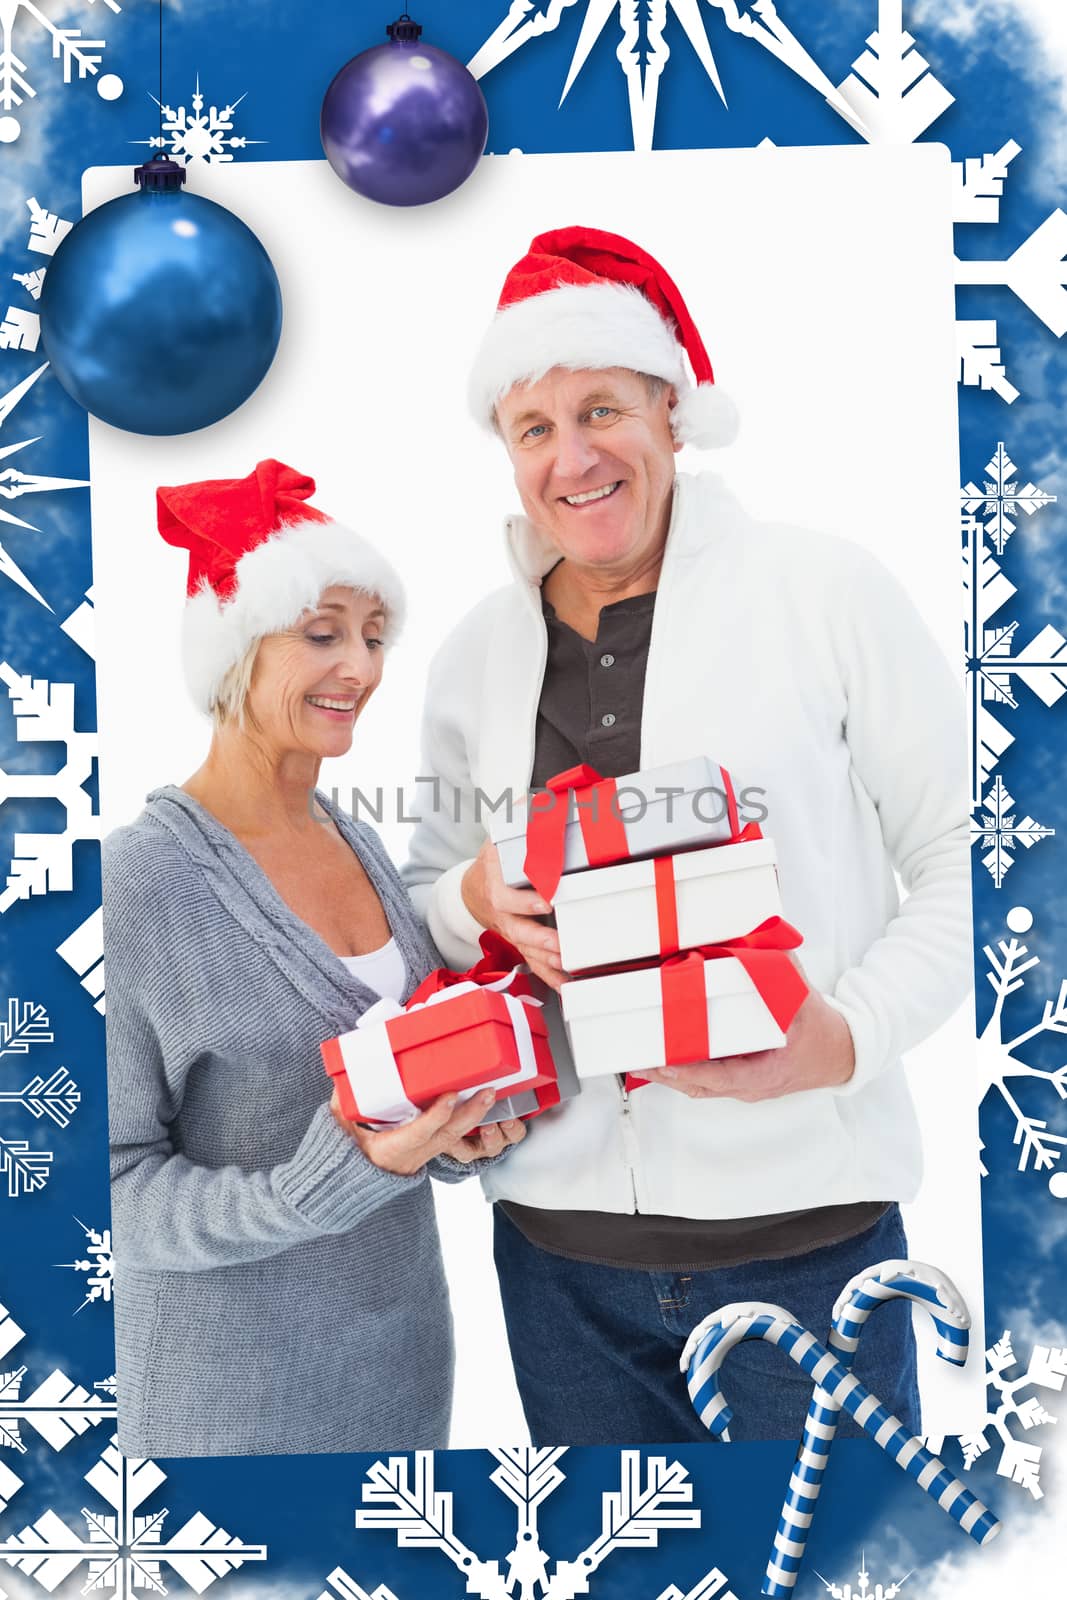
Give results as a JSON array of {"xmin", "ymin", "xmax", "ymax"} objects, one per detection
[{"xmin": 493, "ymin": 1203, "xmax": 920, "ymax": 1446}]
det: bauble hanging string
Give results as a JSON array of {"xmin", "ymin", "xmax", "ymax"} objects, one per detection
[
  {"xmin": 38, "ymin": 0, "xmax": 283, "ymax": 437},
  {"xmin": 320, "ymin": 12, "xmax": 488, "ymax": 206}
]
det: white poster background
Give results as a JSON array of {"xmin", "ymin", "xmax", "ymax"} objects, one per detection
[{"xmin": 86, "ymin": 146, "xmax": 983, "ymax": 1441}]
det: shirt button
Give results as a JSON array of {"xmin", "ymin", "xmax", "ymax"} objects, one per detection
[
  {"xmin": 600, "ymin": 653, "xmax": 616, "ymax": 668},
  {"xmin": 601, "ymin": 713, "xmax": 616, "ymax": 728}
]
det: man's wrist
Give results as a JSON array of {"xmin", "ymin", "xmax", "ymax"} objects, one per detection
[
  {"xmin": 825, "ymin": 1006, "xmax": 857, "ymax": 1087},
  {"xmin": 459, "ymin": 859, "xmax": 483, "ymax": 924}
]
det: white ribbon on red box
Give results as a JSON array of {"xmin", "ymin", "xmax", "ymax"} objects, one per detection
[{"xmin": 340, "ymin": 975, "xmax": 544, "ymax": 1126}]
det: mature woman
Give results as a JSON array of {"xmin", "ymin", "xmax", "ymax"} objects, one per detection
[{"xmin": 102, "ymin": 459, "xmax": 524, "ymax": 1457}]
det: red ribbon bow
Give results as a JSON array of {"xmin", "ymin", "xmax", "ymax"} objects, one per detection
[
  {"xmin": 625, "ymin": 916, "xmax": 808, "ymax": 1090},
  {"xmin": 522, "ymin": 764, "xmax": 629, "ymax": 903},
  {"xmin": 523, "ymin": 761, "xmax": 756, "ymax": 906},
  {"xmin": 408, "ymin": 931, "xmax": 534, "ymax": 1006}
]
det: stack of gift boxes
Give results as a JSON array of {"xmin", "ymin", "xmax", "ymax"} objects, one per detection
[
  {"xmin": 492, "ymin": 756, "xmax": 810, "ymax": 1087},
  {"xmin": 321, "ymin": 754, "xmax": 810, "ymax": 1127}
]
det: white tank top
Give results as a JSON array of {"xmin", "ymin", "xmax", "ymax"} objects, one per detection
[{"xmin": 338, "ymin": 937, "xmax": 406, "ymax": 1002}]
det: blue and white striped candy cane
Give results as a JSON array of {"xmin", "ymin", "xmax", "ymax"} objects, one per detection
[
  {"xmin": 680, "ymin": 1301, "xmax": 999, "ymax": 1560},
  {"xmin": 763, "ymin": 1262, "xmax": 971, "ymax": 1597}
]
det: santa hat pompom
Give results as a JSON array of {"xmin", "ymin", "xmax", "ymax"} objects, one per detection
[{"xmin": 670, "ymin": 382, "xmax": 740, "ymax": 450}]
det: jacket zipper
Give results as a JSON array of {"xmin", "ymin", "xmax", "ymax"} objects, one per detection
[
  {"xmin": 636, "ymin": 476, "xmax": 683, "ymax": 768},
  {"xmin": 509, "ymin": 512, "xmax": 652, "ymax": 1218},
  {"xmin": 618, "ymin": 1077, "xmax": 641, "ymax": 1212}
]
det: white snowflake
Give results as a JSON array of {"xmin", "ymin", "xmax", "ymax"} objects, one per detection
[
  {"xmin": 0, "ymin": 659, "xmax": 101, "ymax": 913},
  {"xmin": 473, "ymin": 0, "xmax": 1054, "ymax": 410},
  {"xmin": 978, "ymin": 907, "xmax": 1067, "ymax": 1194},
  {"xmin": 60, "ymin": 585, "xmax": 96, "ymax": 660},
  {"xmin": 956, "ymin": 208, "xmax": 1067, "ymax": 341},
  {"xmin": 317, "ymin": 1574, "xmax": 399, "ymax": 1600},
  {"xmin": 0, "ymin": 1065, "xmax": 80, "ymax": 1127},
  {"xmin": 956, "ymin": 320, "xmax": 1018, "ymax": 406},
  {"xmin": 0, "ymin": 1138, "xmax": 51, "ymax": 1196},
  {"xmin": 56, "ymin": 903, "xmax": 106, "ymax": 1014},
  {"xmin": 0, "ymin": 999, "xmax": 79, "ymax": 1134},
  {"xmin": 971, "ymin": 775, "xmax": 1054, "ymax": 888},
  {"xmin": 137, "ymin": 74, "xmax": 263, "ymax": 164},
  {"xmin": 952, "ymin": 139, "xmax": 1021, "ymax": 225},
  {"xmin": 963, "ymin": 497, "xmax": 1066, "ymax": 809},
  {"xmin": 835, "ymin": 0, "xmax": 954, "ymax": 144},
  {"xmin": 468, "ymin": 1, "xmax": 863, "ymax": 153},
  {"xmin": 963, "ymin": 443, "xmax": 1058, "ymax": 556},
  {"xmin": 12, "ymin": 269, "xmax": 45, "ymax": 302},
  {"xmin": 353, "ymin": 1447, "xmax": 734, "ymax": 1600},
  {"xmin": 0, "ymin": 985, "xmax": 85, "ymax": 1177},
  {"xmin": 0, "ymin": 366, "xmax": 59, "ymax": 611},
  {"xmin": 0, "ymin": 998, "xmax": 53, "ymax": 1058},
  {"xmin": 967, "ymin": 115, "xmax": 1062, "ymax": 382},
  {"xmin": 835, "ymin": 3, "xmax": 1067, "ymax": 395},
  {"xmin": 928, "ymin": 1331, "xmax": 1066, "ymax": 1500},
  {"xmin": 24, "ymin": 196, "xmax": 73, "ymax": 257},
  {"xmin": 813, "ymin": 1554, "xmax": 913, "ymax": 1600},
  {"xmin": 0, "ymin": 306, "xmax": 39, "ymax": 352},
  {"xmin": 0, "ymin": 1434, "xmax": 267, "ymax": 1597},
  {"xmin": 0, "ymin": 1295, "xmax": 117, "ymax": 1517},
  {"xmin": 1, "ymin": 198, "xmax": 73, "ymax": 356},
  {"xmin": 1, "ymin": 200, "xmax": 89, "ymax": 612},
  {"xmin": 56, "ymin": 1218, "xmax": 114, "ymax": 1313},
  {"xmin": 0, "ymin": 0, "xmax": 123, "ymax": 145}
]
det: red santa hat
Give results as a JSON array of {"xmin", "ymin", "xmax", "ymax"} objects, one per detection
[
  {"xmin": 157, "ymin": 458, "xmax": 406, "ymax": 716},
  {"xmin": 468, "ymin": 226, "xmax": 738, "ymax": 449}
]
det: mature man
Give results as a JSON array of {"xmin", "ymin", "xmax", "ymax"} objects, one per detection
[{"xmin": 404, "ymin": 227, "xmax": 971, "ymax": 1445}]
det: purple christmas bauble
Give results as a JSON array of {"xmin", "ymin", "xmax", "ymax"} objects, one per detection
[{"xmin": 320, "ymin": 14, "xmax": 488, "ymax": 207}]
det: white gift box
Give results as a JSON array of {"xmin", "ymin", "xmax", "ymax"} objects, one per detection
[
  {"xmin": 553, "ymin": 836, "xmax": 783, "ymax": 974},
  {"xmin": 491, "ymin": 755, "xmax": 742, "ymax": 889},
  {"xmin": 560, "ymin": 957, "xmax": 788, "ymax": 1079}
]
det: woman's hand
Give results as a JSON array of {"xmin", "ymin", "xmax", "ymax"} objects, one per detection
[
  {"xmin": 461, "ymin": 838, "xmax": 566, "ymax": 990},
  {"xmin": 330, "ymin": 1086, "xmax": 526, "ymax": 1175}
]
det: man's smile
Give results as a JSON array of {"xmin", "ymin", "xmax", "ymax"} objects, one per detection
[{"xmin": 561, "ymin": 481, "xmax": 622, "ymax": 507}]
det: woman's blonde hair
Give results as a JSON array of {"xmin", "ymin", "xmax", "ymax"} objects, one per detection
[{"xmin": 209, "ymin": 636, "xmax": 261, "ymax": 727}]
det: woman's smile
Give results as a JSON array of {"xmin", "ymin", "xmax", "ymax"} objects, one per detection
[{"xmin": 305, "ymin": 693, "xmax": 360, "ymax": 720}]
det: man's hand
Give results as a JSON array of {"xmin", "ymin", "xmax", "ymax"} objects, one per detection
[
  {"xmin": 461, "ymin": 837, "xmax": 566, "ymax": 990},
  {"xmin": 640, "ymin": 991, "xmax": 855, "ymax": 1101},
  {"xmin": 331, "ymin": 1086, "xmax": 526, "ymax": 1174}
]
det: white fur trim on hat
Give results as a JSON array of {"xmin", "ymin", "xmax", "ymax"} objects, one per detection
[
  {"xmin": 181, "ymin": 517, "xmax": 406, "ymax": 716},
  {"xmin": 468, "ymin": 279, "xmax": 737, "ymax": 449},
  {"xmin": 469, "ymin": 281, "xmax": 683, "ymax": 417}
]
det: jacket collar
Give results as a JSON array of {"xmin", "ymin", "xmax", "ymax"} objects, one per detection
[{"xmin": 502, "ymin": 471, "xmax": 719, "ymax": 608}]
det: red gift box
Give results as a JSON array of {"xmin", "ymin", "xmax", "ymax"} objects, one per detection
[{"xmin": 322, "ymin": 935, "xmax": 558, "ymax": 1126}]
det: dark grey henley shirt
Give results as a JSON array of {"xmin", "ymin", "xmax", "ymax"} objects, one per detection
[{"xmin": 498, "ymin": 586, "xmax": 886, "ymax": 1270}]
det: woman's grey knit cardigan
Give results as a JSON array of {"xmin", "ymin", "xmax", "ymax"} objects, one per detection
[{"xmin": 103, "ymin": 783, "xmax": 476, "ymax": 1457}]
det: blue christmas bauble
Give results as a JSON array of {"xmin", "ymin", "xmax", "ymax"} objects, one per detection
[
  {"xmin": 321, "ymin": 13, "xmax": 488, "ymax": 207},
  {"xmin": 40, "ymin": 159, "xmax": 282, "ymax": 436}
]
